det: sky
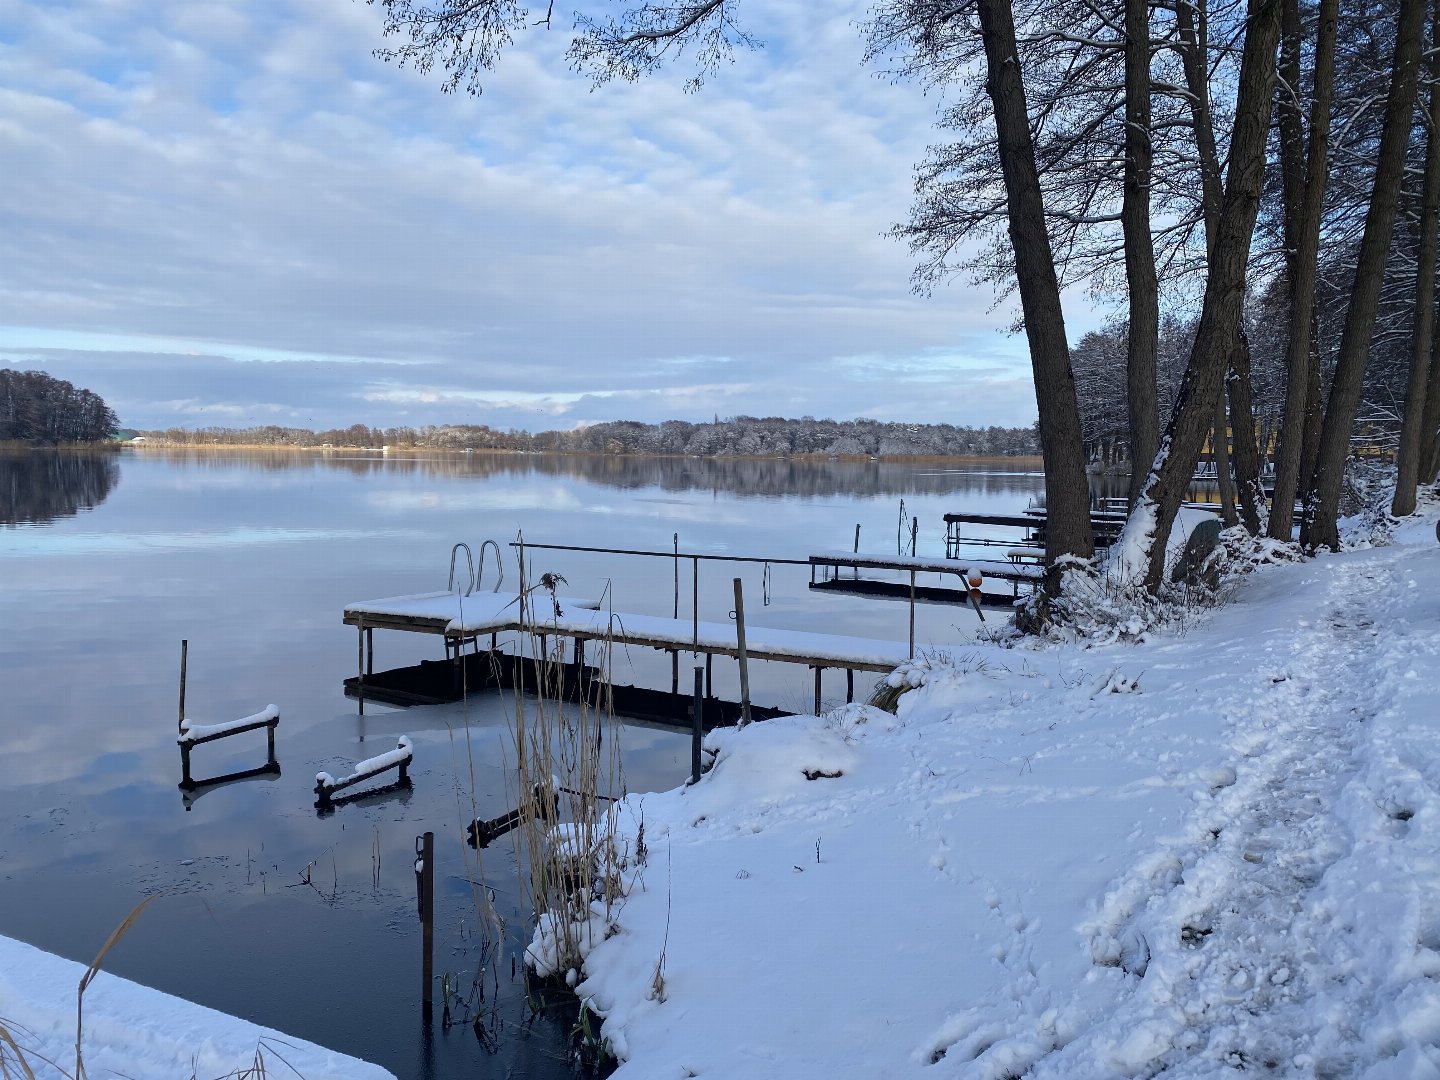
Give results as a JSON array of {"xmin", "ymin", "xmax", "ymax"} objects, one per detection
[{"xmin": 0, "ymin": 0, "xmax": 1108, "ymax": 433}]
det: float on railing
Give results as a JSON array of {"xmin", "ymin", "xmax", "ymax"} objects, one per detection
[
  {"xmin": 177, "ymin": 705, "xmax": 280, "ymax": 789},
  {"xmin": 314, "ymin": 735, "xmax": 414, "ymax": 806}
]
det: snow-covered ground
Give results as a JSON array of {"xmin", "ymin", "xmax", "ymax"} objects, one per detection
[
  {"xmin": 531, "ymin": 506, "xmax": 1440, "ymax": 1077},
  {"xmin": 0, "ymin": 934, "xmax": 396, "ymax": 1079}
]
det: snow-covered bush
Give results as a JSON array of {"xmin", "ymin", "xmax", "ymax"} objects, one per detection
[
  {"xmin": 1338, "ymin": 460, "xmax": 1398, "ymax": 549},
  {"xmin": 867, "ymin": 651, "xmax": 988, "ymax": 713}
]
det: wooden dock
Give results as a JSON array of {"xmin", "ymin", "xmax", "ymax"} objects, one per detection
[
  {"xmin": 808, "ymin": 550, "xmax": 1044, "ymax": 606},
  {"xmin": 343, "ymin": 589, "xmax": 941, "ymax": 717},
  {"xmin": 943, "ymin": 510, "xmax": 1126, "ymax": 558}
]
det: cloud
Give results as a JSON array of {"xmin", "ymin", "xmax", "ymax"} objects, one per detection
[{"xmin": 0, "ymin": 0, "xmax": 1056, "ymax": 432}]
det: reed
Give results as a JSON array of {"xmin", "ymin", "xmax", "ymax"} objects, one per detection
[{"xmin": 510, "ymin": 541, "xmax": 626, "ymax": 980}]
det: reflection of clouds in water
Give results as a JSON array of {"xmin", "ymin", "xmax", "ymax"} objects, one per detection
[
  {"xmin": 0, "ymin": 526, "xmax": 426, "ymax": 558},
  {"xmin": 364, "ymin": 485, "xmax": 585, "ymax": 514}
]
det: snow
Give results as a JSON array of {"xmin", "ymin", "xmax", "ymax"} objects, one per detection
[
  {"xmin": 177, "ymin": 704, "xmax": 278, "ymax": 743},
  {"xmin": 0, "ymin": 934, "xmax": 396, "ymax": 1079},
  {"xmin": 316, "ymin": 735, "xmax": 413, "ymax": 790},
  {"xmin": 528, "ymin": 496, "xmax": 1440, "ymax": 1077},
  {"xmin": 343, "ymin": 590, "xmax": 598, "ymax": 634}
]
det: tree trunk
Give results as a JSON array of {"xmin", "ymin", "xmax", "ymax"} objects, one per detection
[
  {"xmin": 976, "ymin": 0, "xmax": 1094, "ymax": 563},
  {"xmin": 1115, "ymin": 0, "xmax": 1282, "ymax": 588},
  {"xmin": 1214, "ymin": 392, "xmax": 1239, "ymax": 527},
  {"xmin": 1302, "ymin": 0, "xmax": 1427, "ymax": 550},
  {"xmin": 1420, "ymin": 334, "xmax": 1440, "ymax": 481},
  {"xmin": 1392, "ymin": 0, "xmax": 1440, "ymax": 518},
  {"xmin": 1123, "ymin": 0, "xmax": 1160, "ymax": 509},
  {"xmin": 1227, "ymin": 332, "xmax": 1266, "ymax": 532},
  {"xmin": 1268, "ymin": 0, "xmax": 1337, "ymax": 540}
]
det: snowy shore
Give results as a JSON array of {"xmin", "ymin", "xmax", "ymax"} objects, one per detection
[
  {"xmin": 532, "ymin": 508, "xmax": 1440, "ymax": 1077},
  {"xmin": 0, "ymin": 934, "xmax": 396, "ymax": 1079}
]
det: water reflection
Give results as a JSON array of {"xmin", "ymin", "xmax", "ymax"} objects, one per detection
[
  {"xmin": 0, "ymin": 450, "xmax": 119, "ymax": 526},
  {"xmin": 136, "ymin": 447, "xmax": 1044, "ymax": 499}
]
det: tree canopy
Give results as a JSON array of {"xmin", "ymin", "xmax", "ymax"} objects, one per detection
[{"xmin": 0, "ymin": 370, "xmax": 119, "ymax": 445}]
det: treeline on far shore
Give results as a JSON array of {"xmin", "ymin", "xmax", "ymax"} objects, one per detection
[{"xmin": 140, "ymin": 416, "xmax": 1042, "ymax": 458}]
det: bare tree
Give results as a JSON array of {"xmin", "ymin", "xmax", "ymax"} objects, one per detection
[
  {"xmin": 1301, "ymin": 0, "xmax": 1427, "ymax": 549},
  {"xmin": 1113, "ymin": 0, "xmax": 1283, "ymax": 587},
  {"xmin": 1123, "ymin": 0, "xmax": 1160, "ymax": 508},
  {"xmin": 1266, "ymin": 0, "xmax": 1338, "ymax": 540},
  {"xmin": 1392, "ymin": 0, "xmax": 1440, "ymax": 516}
]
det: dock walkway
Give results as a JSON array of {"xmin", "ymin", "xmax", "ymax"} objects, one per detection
[{"xmin": 344, "ymin": 590, "xmax": 940, "ymax": 715}]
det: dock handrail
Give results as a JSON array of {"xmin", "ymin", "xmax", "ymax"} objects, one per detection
[
  {"xmin": 476, "ymin": 538, "xmax": 505, "ymax": 592},
  {"xmin": 506, "ymin": 541, "xmax": 809, "ymax": 566},
  {"xmin": 449, "ymin": 542, "xmax": 475, "ymax": 596}
]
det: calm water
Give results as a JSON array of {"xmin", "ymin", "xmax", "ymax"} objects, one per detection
[{"xmin": 0, "ymin": 449, "xmax": 1046, "ymax": 1079}]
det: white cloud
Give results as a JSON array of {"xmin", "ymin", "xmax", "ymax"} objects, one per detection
[{"xmin": 0, "ymin": 0, "xmax": 1058, "ymax": 431}]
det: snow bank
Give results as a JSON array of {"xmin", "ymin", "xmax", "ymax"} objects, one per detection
[
  {"xmin": 531, "ymin": 497, "xmax": 1440, "ymax": 1077},
  {"xmin": 0, "ymin": 934, "xmax": 396, "ymax": 1079}
]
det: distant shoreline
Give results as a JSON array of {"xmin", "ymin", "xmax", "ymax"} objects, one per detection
[{"xmin": 123, "ymin": 444, "xmax": 1045, "ymax": 467}]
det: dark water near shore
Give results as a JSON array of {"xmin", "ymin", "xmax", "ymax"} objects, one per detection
[{"xmin": 0, "ymin": 448, "xmax": 1049, "ymax": 1079}]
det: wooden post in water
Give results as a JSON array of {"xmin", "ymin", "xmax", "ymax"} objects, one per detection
[
  {"xmin": 672, "ymin": 533, "xmax": 681, "ymax": 697},
  {"xmin": 853, "ymin": 524, "xmax": 861, "ymax": 578},
  {"xmin": 418, "ymin": 831, "xmax": 435, "ymax": 1007},
  {"xmin": 690, "ymin": 662, "xmax": 705, "ymax": 785},
  {"xmin": 814, "ymin": 666, "xmax": 823, "ymax": 715},
  {"xmin": 911, "ymin": 517, "xmax": 919, "ymax": 557},
  {"xmin": 908, "ymin": 570, "xmax": 917, "ymax": 660},
  {"xmin": 732, "ymin": 578, "xmax": 753, "ymax": 728},
  {"xmin": 177, "ymin": 639, "xmax": 188, "ymax": 735},
  {"xmin": 356, "ymin": 622, "xmax": 365, "ymax": 715}
]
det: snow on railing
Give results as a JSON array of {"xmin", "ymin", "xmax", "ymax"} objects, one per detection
[
  {"xmin": 314, "ymin": 735, "xmax": 414, "ymax": 805},
  {"xmin": 176, "ymin": 705, "xmax": 280, "ymax": 789}
]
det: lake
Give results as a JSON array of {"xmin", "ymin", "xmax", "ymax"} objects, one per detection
[{"xmin": 0, "ymin": 448, "xmax": 1050, "ymax": 1079}]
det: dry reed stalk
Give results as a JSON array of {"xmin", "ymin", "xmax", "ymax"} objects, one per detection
[
  {"xmin": 75, "ymin": 895, "xmax": 157, "ymax": 1080},
  {"xmin": 0, "ymin": 1020, "xmax": 39, "ymax": 1080},
  {"xmin": 509, "ymin": 547, "xmax": 625, "ymax": 976}
]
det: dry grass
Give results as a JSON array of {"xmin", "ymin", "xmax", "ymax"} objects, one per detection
[{"xmin": 510, "ymin": 541, "xmax": 626, "ymax": 978}]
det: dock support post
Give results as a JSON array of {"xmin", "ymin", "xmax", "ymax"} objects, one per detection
[
  {"xmin": 814, "ymin": 666, "xmax": 823, "ymax": 715},
  {"xmin": 909, "ymin": 570, "xmax": 917, "ymax": 660},
  {"xmin": 417, "ymin": 831, "xmax": 434, "ymax": 1008},
  {"xmin": 853, "ymin": 523, "xmax": 861, "ymax": 578},
  {"xmin": 692, "ymin": 557, "xmax": 699, "ymax": 652},
  {"xmin": 847, "ymin": 668, "xmax": 854, "ymax": 704},
  {"xmin": 911, "ymin": 517, "xmax": 919, "ymax": 557},
  {"xmin": 366, "ymin": 628, "xmax": 374, "ymax": 675},
  {"xmin": 690, "ymin": 662, "xmax": 705, "ymax": 785},
  {"xmin": 705, "ymin": 653, "xmax": 713, "ymax": 699},
  {"xmin": 177, "ymin": 639, "xmax": 188, "ymax": 735},
  {"xmin": 732, "ymin": 578, "xmax": 753, "ymax": 728},
  {"xmin": 180, "ymin": 742, "xmax": 192, "ymax": 787},
  {"xmin": 356, "ymin": 623, "xmax": 365, "ymax": 715}
]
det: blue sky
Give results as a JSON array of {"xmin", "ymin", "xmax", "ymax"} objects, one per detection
[{"xmin": 0, "ymin": 0, "xmax": 1105, "ymax": 432}]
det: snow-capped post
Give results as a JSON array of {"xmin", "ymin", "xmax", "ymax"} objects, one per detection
[
  {"xmin": 966, "ymin": 569, "xmax": 987, "ymax": 624},
  {"xmin": 690, "ymin": 661, "xmax": 705, "ymax": 785},
  {"xmin": 732, "ymin": 577, "xmax": 753, "ymax": 728},
  {"xmin": 177, "ymin": 639, "xmax": 188, "ymax": 736},
  {"xmin": 416, "ymin": 831, "xmax": 434, "ymax": 1010}
]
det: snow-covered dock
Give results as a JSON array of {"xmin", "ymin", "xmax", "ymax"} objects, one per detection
[
  {"xmin": 343, "ymin": 588, "xmax": 944, "ymax": 715},
  {"xmin": 808, "ymin": 549, "xmax": 1046, "ymax": 605}
]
